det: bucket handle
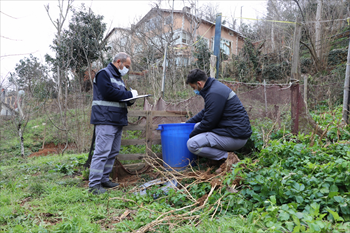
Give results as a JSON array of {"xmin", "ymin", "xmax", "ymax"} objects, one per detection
[{"xmin": 156, "ymin": 125, "xmax": 163, "ymax": 131}]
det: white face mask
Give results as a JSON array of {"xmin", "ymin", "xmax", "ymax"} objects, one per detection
[{"xmin": 118, "ymin": 64, "xmax": 129, "ymax": 76}]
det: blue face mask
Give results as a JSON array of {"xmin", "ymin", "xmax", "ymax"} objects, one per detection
[{"xmin": 194, "ymin": 89, "xmax": 200, "ymax": 95}]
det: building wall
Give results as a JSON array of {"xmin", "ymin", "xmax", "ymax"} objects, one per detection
[
  {"xmin": 0, "ymin": 94, "xmax": 16, "ymax": 116},
  {"xmin": 182, "ymin": 17, "xmax": 243, "ymax": 56},
  {"xmin": 106, "ymin": 9, "xmax": 246, "ymax": 70},
  {"xmin": 0, "ymin": 104, "xmax": 13, "ymax": 116}
]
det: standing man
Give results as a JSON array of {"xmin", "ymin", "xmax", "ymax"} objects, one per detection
[
  {"xmin": 185, "ymin": 69, "xmax": 252, "ymax": 174},
  {"xmin": 89, "ymin": 52, "xmax": 138, "ymax": 195}
]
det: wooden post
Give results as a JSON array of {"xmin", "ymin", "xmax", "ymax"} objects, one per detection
[
  {"xmin": 210, "ymin": 55, "xmax": 217, "ymax": 78},
  {"xmin": 291, "ymin": 81, "xmax": 300, "ymax": 134},
  {"xmin": 304, "ymin": 75, "xmax": 308, "ymax": 111},
  {"xmin": 145, "ymin": 110, "xmax": 153, "ymax": 156},
  {"xmin": 291, "ymin": 18, "xmax": 302, "ymax": 134},
  {"xmin": 342, "ymin": 34, "xmax": 350, "ymax": 124},
  {"xmin": 263, "ymin": 80, "xmax": 268, "ymax": 116}
]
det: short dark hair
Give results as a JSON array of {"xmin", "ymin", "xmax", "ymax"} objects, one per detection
[{"xmin": 186, "ymin": 69, "xmax": 208, "ymax": 84}]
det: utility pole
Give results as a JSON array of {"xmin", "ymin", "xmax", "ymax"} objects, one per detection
[
  {"xmin": 342, "ymin": 34, "xmax": 350, "ymax": 124},
  {"xmin": 213, "ymin": 13, "xmax": 222, "ymax": 79}
]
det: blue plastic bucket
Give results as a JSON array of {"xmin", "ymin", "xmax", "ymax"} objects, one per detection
[{"xmin": 156, "ymin": 123, "xmax": 197, "ymax": 170}]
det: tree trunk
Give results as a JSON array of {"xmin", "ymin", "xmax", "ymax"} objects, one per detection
[
  {"xmin": 291, "ymin": 17, "xmax": 302, "ymax": 135},
  {"xmin": 315, "ymin": 0, "xmax": 323, "ymax": 58},
  {"xmin": 342, "ymin": 35, "xmax": 350, "ymax": 124},
  {"xmin": 271, "ymin": 23, "xmax": 275, "ymax": 53},
  {"xmin": 18, "ymin": 123, "xmax": 24, "ymax": 157}
]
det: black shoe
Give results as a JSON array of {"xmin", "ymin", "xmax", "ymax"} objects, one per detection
[
  {"xmin": 207, "ymin": 159, "xmax": 225, "ymax": 167},
  {"xmin": 88, "ymin": 185, "xmax": 107, "ymax": 195},
  {"xmin": 101, "ymin": 180, "xmax": 119, "ymax": 189}
]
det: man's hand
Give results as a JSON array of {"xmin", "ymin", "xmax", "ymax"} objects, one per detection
[{"xmin": 131, "ymin": 89, "xmax": 138, "ymax": 98}]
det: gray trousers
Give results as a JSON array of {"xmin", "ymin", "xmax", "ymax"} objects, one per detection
[
  {"xmin": 89, "ymin": 124, "xmax": 123, "ymax": 188},
  {"xmin": 187, "ymin": 123, "xmax": 247, "ymax": 161}
]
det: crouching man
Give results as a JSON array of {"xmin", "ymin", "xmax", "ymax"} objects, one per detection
[{"xmin": 185, "ymin": 69, "xmax": 252, "ymax": 173}]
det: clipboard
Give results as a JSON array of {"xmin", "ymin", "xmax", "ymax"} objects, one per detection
[{"xmin": 121, "ymin": 94, "xmax": 152, "ymax": 102}]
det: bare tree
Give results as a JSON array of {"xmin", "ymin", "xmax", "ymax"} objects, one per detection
[
  {"xmin": 45, "ymin": 0, "xmax": 73, "ymax": 103},
  {"xmin": 199, "ymin": 2, "xmax": 220, "ymax": 23},
  {"xmin": 7, "ymin": 70, "xmax": 44, "ymax": 157},
  {"xmin": 45, "ymin": 0, "xmax": 75, "ymax": 155}
]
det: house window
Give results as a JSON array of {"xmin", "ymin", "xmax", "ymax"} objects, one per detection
[
  {"xmin": 212, "ymin": 38, "xmax": 231, "ymax": 55},
  {"xmin": 164, "ymin": 15, "xmax": 173, "ymax": 25},
  {"xmin": 174, "ymin": 32, "xmax": 181, "ymax": 44},
  {"xmin": 221, "ymin": 39, "xmax": 231, "ymax": 55},
  {"xmin": 175, "ymin": 57, "xmax": 189, "ymax": 66},
  {"xmin": 120, "ymin": 37, "xmax": 128, "ymax": 47},
  {"xmin": 181, "ymin": 32, "xmax": 188, "ymax": 44},
  {"xmin": 173, "ymin": 31, "xmax": 189, "ymax": 45}
]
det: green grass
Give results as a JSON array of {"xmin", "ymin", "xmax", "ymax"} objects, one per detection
[
  {"xmin": 1, "ymin": 104, "xmax": 350, "ymax": 232},
  {"xmin": 0, "ymin": 153, "xmax": 122, "ymax": 232}
]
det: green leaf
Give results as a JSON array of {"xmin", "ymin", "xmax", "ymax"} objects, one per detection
[
  {"xmin": 315, "ymin": 220, "xmax": 325, "ymax": 229},
  {"xmin": 252, "ymin": 193, "xmax": 262, "ymax": 202},
  {"xmin": 327, "ymin": 208, "xmax": 344, "ymax": 222},
  {"xmin": 270, "ymin": 195, "xmax": 276, "ymax": 204},
  {"xmin": 309, "ymin": 222, "xmax": 321, "ymax": 232},
  {"xmin": 296, "ymin": 212, "xmax": 304, "ymax": 219},
  {"xmin": 292, "ymin": 215, "xmax": 300, "ymax": 226},
  {"xmin": 330, "ymin": 184, "xmax": 339, "ymax": 192},
  {"xmin": 324, "ymin": 177, "xmax": 334, "ymax": 182},
  {"xmin": 311, "ymin": 202, "xmax": 320, "ymax": 211},
  {"xmin": 304, "ymin": 215, "xmax": 313, "ymax": 222},
  {"xmin": 334, "ymin": 196, "xmax": 344, "ymax": 203},
  {"xmin": 285, "ymin": 221, "xmax": 294, "ymax": 232},
  {"xmin": 320, "ymin": 187, "xmax": 329, "ymax": 194},
  {"xmin": 279, "ymin": 211, "xmax": 290, "ymax": 221},
  {"xmin": 296, "ymin": 196, "xmax": 304, "ymax": 203},
  {"xmin": 329, "ymin": 191, "xmax": 339, "ymax": 198},
  {"xmin": 293, "ymin": 225, "xmax": 300, "ymax": 233},
  {"xmin": 340, "ymin": 204, "xmax": 350, "ymax": 214}
]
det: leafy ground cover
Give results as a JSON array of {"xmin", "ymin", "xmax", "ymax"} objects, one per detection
[{"xmin": 0, "ymin": 106, "xmax": 350, "ymax": 232}]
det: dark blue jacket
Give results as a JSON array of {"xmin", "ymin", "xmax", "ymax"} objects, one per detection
[
  {"xmin": 186, "ymin": 78, "xmax": 252, "ymax": 139},
  {"xmin": 90, "ymin": 63, "xmax": 133, "ymax": 126}
]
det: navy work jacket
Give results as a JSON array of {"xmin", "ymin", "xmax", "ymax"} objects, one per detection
[
  {"xmin": 90, "ymin": 63, "xmax": 133, "ymax": 126},
  {"xmin": 186, "ymin": 77, "xmax": 252, "ymax": 139}
]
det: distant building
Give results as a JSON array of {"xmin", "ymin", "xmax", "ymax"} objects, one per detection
[
  {"xmin": 0, "ymin": 88, "xmax": 21, "ymax": 116},
  {"xmin": 104, "ymin": 6, "xmax": 245, "ymax": 70}
]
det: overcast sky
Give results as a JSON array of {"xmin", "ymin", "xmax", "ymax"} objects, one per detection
[{"xmin": 0, "ymin": 0, "xmax": 267, "ymax": 84}]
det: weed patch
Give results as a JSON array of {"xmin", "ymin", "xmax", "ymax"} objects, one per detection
[{"xmin": 0, "ymin": 106, "xmax": 349, "ymax": 232}]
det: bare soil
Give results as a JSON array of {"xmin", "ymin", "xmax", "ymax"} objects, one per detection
[{"xmin": 29, "ymin": 142, "xmax": 76, "ymax": 157}]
